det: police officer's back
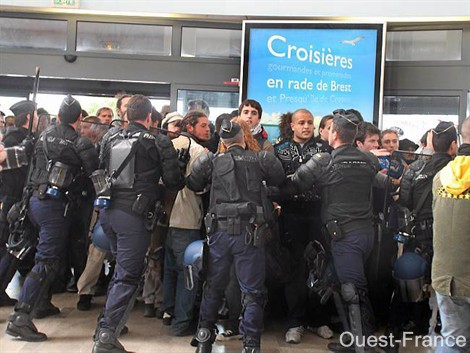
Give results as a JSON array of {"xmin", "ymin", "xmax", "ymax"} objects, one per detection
[
  {"xmin": 0, "ymin": 100, "xmax": 36, "ymax": 306},
  {"xmin": 5, "ymin": 95, "xmax": 99, "ymax": 342},
  {"xmin": 187, "ymin": 121, "xmax": 284, "ymax": 353},
  {"xmin": 388, "ymin": 122, "xmax": 458, "ymax": 341},
  {"xmin": 399, "ymin": 122, "xmax": 457, "ymax": 250},
  {"xmin": 287, "ymin": 112, "xmax": 388, "ymax": 353},
  {"xmin": 92, "ymin": 94, "xmax": 185, "ymax": 353}
]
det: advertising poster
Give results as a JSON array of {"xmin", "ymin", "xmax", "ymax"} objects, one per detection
[{"xmin": 241, "ymin": 22, "xmax": 385, "ymax": 139}]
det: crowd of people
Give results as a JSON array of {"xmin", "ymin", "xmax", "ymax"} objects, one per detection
[{"xmin": 0, "ymin": 94, "xmax": 468, "ymax": 353}]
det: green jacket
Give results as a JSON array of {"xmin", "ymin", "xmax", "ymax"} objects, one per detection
[{"xmin": 431, "ymin": 155, "xmax": 470, "ymax": 297}]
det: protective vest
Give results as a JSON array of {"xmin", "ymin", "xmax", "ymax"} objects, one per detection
[
  {"xmin": 321, "ymin": 146, "xmax": 377, "ymax": 232},
  {"xmin": 31, "ymin": 126, "xmax": 83, "ymax": 192},
  {"xmin": 107, "ymin": 130, "xmax": 140, "ymax": 190},
  {"xmin": 208, "ymin": 150, "xmax": 264, "ymax": 221},
  {"xmin": 400, "ymin": 153, "xmax": 452, "ymax": 222}
]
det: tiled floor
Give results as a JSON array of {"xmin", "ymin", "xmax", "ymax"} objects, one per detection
[{"xmin": 0, "ymin": 274, "xmax": 435, "ymax": 353}]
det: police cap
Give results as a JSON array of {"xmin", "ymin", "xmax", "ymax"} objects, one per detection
[
  {"xmin": 59, "ymin": 94, "xmax": 82, "ymax": 124},
  {"xmin": 219, "ymin": 120, "xmax": 241, "ymax": 139},
  {"xmin": 9, "ymin": 100, "xmax": 35, "ymax": 117},
  {"xmin": 433, "ymin": 121, "xmax": 456, "ymax": 135},
  {"xmin": 332, "ymin": 109, "xmax": 361, "ymax": 127}
]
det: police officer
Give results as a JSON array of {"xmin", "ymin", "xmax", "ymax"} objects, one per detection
[
  {"xmin": 386, "ymin": 121, "xmax": 458, "ymax": 346},
  {"xmin": 187, "ymin": 121, "xmax": 285, "ymax": 353},
  {"xmin": 284, "ymin": 111, "xmax": 389, "ymax": 353},
  {"xmin": 0, "ymin": 100, "xmax": 36, "ymax": 306},
  {"xmin": 5, "ymin": 95, "xmax": 99, "ymax": 341},
  {"xmin": 92, "ymin": 94, "xmax": 185, "ymax": 353}
]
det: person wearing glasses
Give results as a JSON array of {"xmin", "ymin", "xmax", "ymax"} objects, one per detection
[{"xmin": 280, "ymin": 110, "xmax": 390, "ymax": 353}]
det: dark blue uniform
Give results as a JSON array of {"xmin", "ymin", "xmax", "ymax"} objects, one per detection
[
  {"xmin": 0, "ymin": 126, "xmax": 29, "ymax": 305},
  {"xmin": 6, "ymin": 118, "xmax": 99, "ymax": 341},
  {"xmin": 287, "ymin": 144, "xmax": 385, "ymax": 347},
  {"xmin": 96, "ymin": 121, "xmax": 184, "ymax": 336},
  {"xmin": 187, "ymin": 143, "xmax": 284, "ymax": 352}
]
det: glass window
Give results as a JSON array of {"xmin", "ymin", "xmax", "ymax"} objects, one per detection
[
  {"xmin": 0, "ymin": 17, "xmax": 67, "ymax": 50},
  {"xmin": 181, "ymin": 27, "xmax": 241, "ymax": 59},
  {"xmin": 77, "ymin": 22, "xmax": 172, "ymax": 55},
  {"xmin": 386, "ymin": 30, "xmax": 462, "ymax": 61},
  {"xmin": 177, "ymin": 89, "xmax": 239, "ymax": 120},
  {"xmin": 383, "ymin": 96, "xmax": 460, "ymax": 143},
  {"xmin": 0, "ymin": 96, "xmax": 28, "ymax": 117}
]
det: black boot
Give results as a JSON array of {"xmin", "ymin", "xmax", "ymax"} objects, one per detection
[
  {"xmin": 92, "ymin": 328, "xmax": 129, "ymax": 353},
  {"xmin": 33, "ymin": 288, "xmax": 60, "ymax": 319},
  {"xmin": 0, "ymin": 291, "xmax": 17, "ymax": 307},
  {"xmin": 195, "ymin": 327, "xmax": 216, "ymax": 353},
  {"xmin": 5, "ymin": 303, "xmax": 47, "ymax": 342},
  {"xmin": 242, "ymin": 336, "xmax": 260, "ymax": 353},
  {"xmin": 77, "ymin": 294, "xmax": 93, "ymax": 311}
]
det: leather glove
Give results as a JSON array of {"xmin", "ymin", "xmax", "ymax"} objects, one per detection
[{"xmin": 176, "ymin": 148, "xmax": 190, "ymax": 173}]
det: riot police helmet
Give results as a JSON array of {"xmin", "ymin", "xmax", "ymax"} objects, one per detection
[
  {"xmin": 91, "ymin": 221, "xmax": 111, "ymax": 252},
  {"xmin": 393, "ymin": 252, "xmax": 427, "ymax": 302},
  {"xmin": 183, "ymin": 239, "xmax": 206, "ymax": 290}
]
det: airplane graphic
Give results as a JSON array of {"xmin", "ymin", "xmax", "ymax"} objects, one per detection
[{"xmin": 340, "ymin": 36, "xmax": 365, "ymax": 46}]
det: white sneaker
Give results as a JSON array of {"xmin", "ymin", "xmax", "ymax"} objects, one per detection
[
  {"xmin": 216, "ymin": 329, "xmax": 242, "ymax": 341},
  {"xmin": 285, "ymin": 326, "xmax": 305, "ymax": 344},
  {"xmin": 314, "ymin": 325, "xmax": 334, "ymax": 339}
]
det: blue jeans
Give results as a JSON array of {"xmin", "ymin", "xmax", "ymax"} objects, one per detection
[
  {"xmin": 162, "ymin": 227, "xmax": 200, "ymax": 335},
  {"xmin": 436, "ymin": 292, "xmax": 470, "ymax": 353}
]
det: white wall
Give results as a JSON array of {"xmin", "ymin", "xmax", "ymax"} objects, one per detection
[{"xmin": 1, "ymin": 0, "xmax": 469, "ymax": 18}]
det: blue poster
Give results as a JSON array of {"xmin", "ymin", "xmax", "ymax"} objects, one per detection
[{"xmin": 243, "ymin": 24, "xmax": 383, "ymax": 127}]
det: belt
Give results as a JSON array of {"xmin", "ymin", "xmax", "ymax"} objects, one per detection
[
  {"xmin": 216, "ymin": 219, "xmax": 251, "ymax": 235},
  {"xmin": 32, "ymin": 190, "xmax": 41, "ymax": 197}
]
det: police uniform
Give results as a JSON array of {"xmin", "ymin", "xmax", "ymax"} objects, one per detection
[
  {"xmin": 5, "ymin": 95, "xmax": 99, "ymax": 342},
  {"xmin": 94, "ymin": 113, "xmax": 184, "ymax": 353},
  {"xmin": 0, "ymin": 101, "xmax": 34, "ymax": 306},
  {"xmin": 187, "ymin": 121, "xmax": 285, "ymax": 353},
  {"xmin": 287, "ymin": 122, "xmax": 386, "ymax": 352},
  {"xmin": 387, "ymin": 128, "xmax": 454, "ymax": 340}
]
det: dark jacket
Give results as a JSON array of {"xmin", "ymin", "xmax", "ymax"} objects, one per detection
[
  {"xmin": 399, "ymin": 152, "xmax": 453, "ymax": 222},
  {"xmin": 30, "ymin": 124, "xmax": 99, "ymax": 194},
  {"xmin": 274, "ymin": 137, "xmax": 326, "ymax": 206},
  {"xmin": 289, "ymin": 144, "xmax": 381, "ymax": 232},
  {"xmin": 187, "ymin": 146, "xmax": 285, "ymax": 219},
  {"xmin": 100, "ymin": 122, "xmax": 184, "ymax": 214}
]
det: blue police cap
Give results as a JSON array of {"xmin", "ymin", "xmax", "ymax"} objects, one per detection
[
  {"xmin": 219, "ymin": 120, "xmax": 241, "ymax": 139},
  {"xmin": 9, "ymin": 100, "xmax": 35, "ymax": 117},
  {"xmin": 59, "ymin": 94, "xmax": 81, "ymax": 123}
]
